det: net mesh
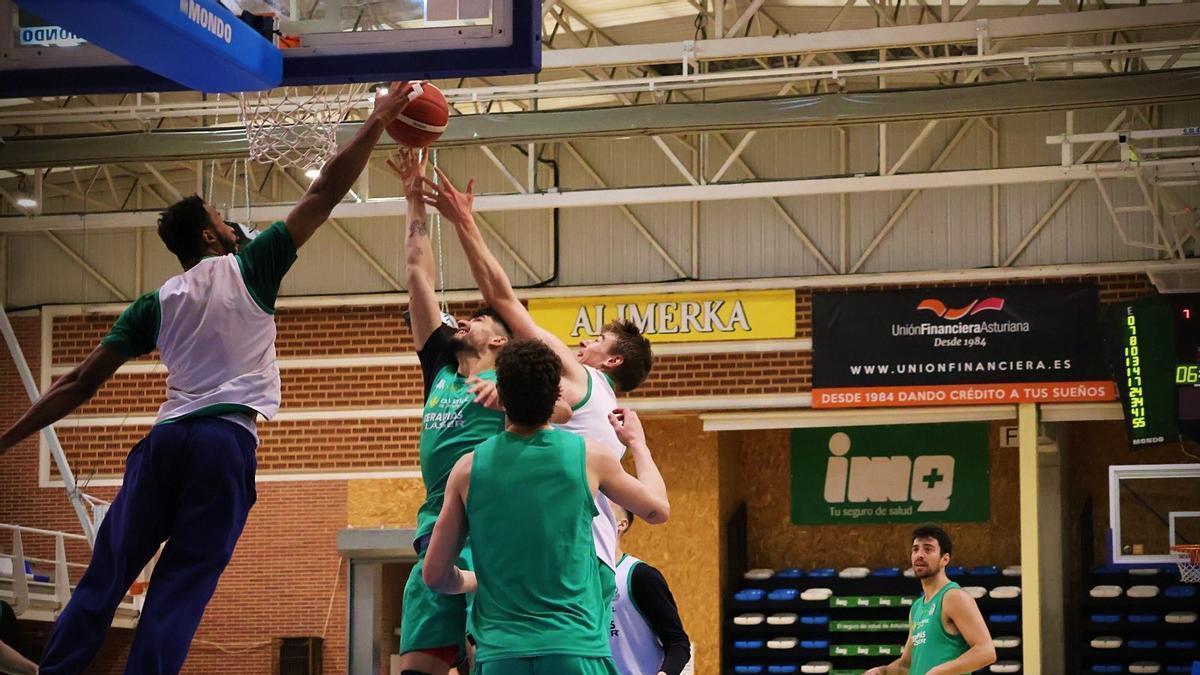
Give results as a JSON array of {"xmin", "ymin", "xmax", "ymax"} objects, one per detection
[
  {"xmin": 1172, "ymin": 545, "xmax": 1200, "ymax": 583},
  {"xmin": 238, "ymin": 85, "xmax": 367, "ymax": 171}
]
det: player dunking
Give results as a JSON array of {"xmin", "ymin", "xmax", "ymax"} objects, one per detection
[
  {"xmin": 419, "ymin": 167, "xmax": 654, "ymax": 607},
  {"xmin": 0, "ymin": 82, "xmax": 417, "ymax": 674},
  {"xmin": 864, "ymin": 526, "xmax": 996, "ymax": 675},
  {"xmin": 389, "ymin": 149, "xmax": 513, "ymax": 675},
  {"xmin": 422, "ymin": 339, "xmax": 670, "ymax": 675}
]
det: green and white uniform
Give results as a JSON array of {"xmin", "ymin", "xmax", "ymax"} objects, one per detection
[
  {"xmin": 400, "ymin": 325, "xmax": 506, "ymax": 656},
  {"xmin": 467, "ymin": 428, "xmax": 619, "ymax": 675},
  {"xmin": 909, "ymin": 582, "xmax": 969, "ymax": 675},
  {"xmin": 101, "ymin": 220, "xmax": 296, "ymax": 437}
]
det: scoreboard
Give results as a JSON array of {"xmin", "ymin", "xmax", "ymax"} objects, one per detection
[{"xmin": 1105, "ymin": 294, "xmax": 1200, "ymax": 447}]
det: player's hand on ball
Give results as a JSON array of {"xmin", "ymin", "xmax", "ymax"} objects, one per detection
[
  {"xmin": 468, "ymin": 376, "xmax": 502, "ymax": 411},
  {"xmin": 608, "ymin": 407, "xmax": 646, "ymax": 448},
  {"xmin": 371, "ymin": 81, "xmax": 416, "ymax": 124},
  {"xmin": 418, "ymin": 166, "xmax": 475, "ymax": 227}
]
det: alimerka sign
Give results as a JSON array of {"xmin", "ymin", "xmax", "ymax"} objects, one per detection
[
  {"xmin": 812, "ymin": 284, "xmax": 1116, "ymax": 408},
  {"xmin": 529, "ymin": 290, "xmax": 795, "ymax": 344}
]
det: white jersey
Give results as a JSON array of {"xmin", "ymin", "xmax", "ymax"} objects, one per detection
[
  {"xmin": 155, "ymin": 255, "xmax": 281, "ymax": 433},
  {"xmin": 611, "ymin": 554, "xmax": 664, "ymax": 675},
  {"xmin": 554, "ymin": 364, "xmax": 623, "ymax": 570}
]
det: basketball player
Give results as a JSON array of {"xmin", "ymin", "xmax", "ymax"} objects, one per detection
[
  {"xmin": 419, "ymin": 167, "xmax": 653, "ymax": 603},
  {"xmin": 389, "ymin": 149, "xmax": 512, "ymax": 675},
  {"xmin": 864, "ymin": 525, "xmax": 996, "ymax": 675},
  {"xmin": 607, "ymin": 501, "xmax": 691, "ymax": 675},
  {"xmin": 0, "ymin": 82, "xmax": 418, "ymax": 674},
  {"xmin": 421, "ymin": 339, "xmax": 670, "ymax": 675}
]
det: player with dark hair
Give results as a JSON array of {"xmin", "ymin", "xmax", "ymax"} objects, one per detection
[
  {"xmin": 864, "ymin": 525, "xmax": 996, "ymax": 675},
  {"xmin": 416, "ymin": 166, "xmax": 655, "ymax": 611},
  {"xmin": 389, "ymin": 150, "xmax": 517, "ymax": 675},
  {"xmin": 0, "ymin": 82, "xmax": 419, "ymax": 675},
  {"xmin": 422, "ymin": 339, "xmax": 670, "ymax": 675},
  {"xmin": 607, "ymin": 501, "xmax": 691, "ymax": 675}
]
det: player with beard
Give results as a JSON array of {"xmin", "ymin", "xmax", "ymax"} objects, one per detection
[
  {"xmin": 864, "ymin": 525, "xmax": 995, "ymax": 675},
  {"xmin": 389, "ymin": 148, "xmax": 515, "ymax": 675}
]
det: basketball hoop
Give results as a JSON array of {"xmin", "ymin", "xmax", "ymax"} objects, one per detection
[
  {"xmin": 238, "ymin": 84, "xmax": 367, "ymax": 172},
  {"xmin": 1171, "ymin": 545, "xmax": 1200, "ymax": 583}
]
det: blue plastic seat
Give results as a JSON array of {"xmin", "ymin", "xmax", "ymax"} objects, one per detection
[
  {"xmin": 768, "ymin": 588, "xmax": 799, "ymax": 601},
  {"xmin": 946, "ymin": 565, "xmax": 966, "ymax": 577},
  {"xmin": 989, "ymin": 614, "xmax": 1019, "ymax": 624},
  {"xmin": 734, "ymin": 640, "xmax": 764, "ymax": 650},
  {"xmin": 1089, "ymin": 614, "xmax": 1121, "ymax": 623},
  {"xmin": 1093, "ymin": 564, "xmax": 1124, "ymax": 576},
  {"xmin": 776, "ymin": 568, "xmax": 805, "ymax": 579},
  {"xmin": 1163, "ymin": 665, "xmax": 1192, "ymax": 674},
  {"xmin": 1129, "ymin": 640, "xmax": 1158, "ymax": 649},
  {"xmin": 801, "ymin": 640, "xmax": 830, "ymax": 649},
  {"xmin": 800, "ymin": 615, "xmax": 830, "ymax": 625},
  {"xmin": 872, "ymin": 567, "xmax": 901, "ymax": 577},
  {"xmin": 1165, "ymin": 640, "xmax": 1197, "ymax": 649},
  {"xmin": 1090, "ymin": 666, "xmax": 1122, "ymax": 674},
  {"xmin": 1164, "ymin": 585, "xmax": 1196, "ymax": 598},
  {"xmin": 767, "ymin": 666, "xmax": 798, "ymax": 674},
  {"xmin": 736, "ymin": 589, "xmax": 766, "ymax": 602},
  {"xmin": 970, "ymin": 565, "xmax": 1000, "ymax": 576},
  {"xmin": 807, "ymin": 568, "xmax": 836, "ymax": 578},
  {"xmin": 1128, "ymin": 614, "xmax": 1160, "ymax": 624},
  {"xmin": 734, "ymin": 666, "xmax": 764, "ymax": 674}
]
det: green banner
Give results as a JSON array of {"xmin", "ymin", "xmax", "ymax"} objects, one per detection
[
  {"xmin": 831, "ymin": 644, "xmax": 903, "ymax": 657},
  {"xmin": 791, "ymin": 423, "xmax": 990, "ymax": 525},
  {"xmin": 830, "ymin": 596, "xmax": 912, "ymax": 608}
]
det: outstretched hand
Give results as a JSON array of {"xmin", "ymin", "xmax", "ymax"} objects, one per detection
[
  {"xmin": 417, "ymin": 166, "xmax": 476, "ymax": 227},
  {"xmin": 608, "ymin": 407, "xmax": 647, "ymax": 449},
  {"xmin": 386, "ymin": 146, "xmax": 428, "ymax": 196},
  {"xmin": 370, "ymin": 81, "xmax": 417, "ymax": 125}
]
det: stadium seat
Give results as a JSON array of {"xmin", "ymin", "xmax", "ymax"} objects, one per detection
[
  {"xmin": 1165, "ymin": 641, "xmax": 1198, "ymax": 650},
  {"xmin": 800, "ymin": 640, "xmax": 830, "ymax": 650},
  {"xmin": 1127, "ymin": 585, "xmax": 1160, "ymax": 598},
  {"xmin": 800, "ymin": 615, "xmax": 829, "ymax": 625},
  {"xmin": 734, "ymin": 640, "xmax": 765, "ymax": 650},
  {"xmin": 745, "ymin": 568, "xmax": 775, "ymax": 580},
  {"xmin": 1165, "ymin": 611, "xmax": 1196, "ymax": 624},
  {"xmin": 800, "ymin": 588, "xmax": 832, "ymax": 602},
  {"xmin": 735, "ymin": 614, "xmax": 765, "ymax": 626},
  {"xmin": 777, "ymin": 568, "xmax": 805, "ymax": 579},
  {"xmin": 768, "ymin": 588, "xmax": 799, "ymax": 601},
  {"xmin": 768, "ymin": 638, "xmax": 798, "ymax": 650},
  {"xmin": 903, "ymin": 567, "xmax": 917, "ymax": 578},
  {"xmin": 1129, "ymin": 662, "xmax": 1161, "ymax": 674},
  {"xmin": 838, "ymin": 567, "xmax": 869, "ymax": 579},
  {"xmin": 989, "ymin": 586, "xmax": 1021, "ymax": 599},
  {"xmin": 736, "ymin": 589, "xmax": 766, "ymax": 602},
  {"xmin": 971, "ymin": 565, "xmax": 1001, "ymax": 576},
  {"xmin": 1089, "ymin": 666, "xmax": 1121, "ymax": 674},
  {"xmin": 1089, "ymin": 614, "xmax": 1122, "ymax": 624},
  {"xmin": 1090, "ymin": 585, "xmax": 1123, "ymax": 598},
  {"xmin": 1002, "ymin": 565, "xmax": 1022, "ymax": 577},
  {"xmin": 990, "ymin": 662, "xmax": 1021, "ymax": 673},
  {"xmin": 989, "ymin": 614, "xmax": 1019, "ymax": 624},
  {"xmin": 1090, "ymin": 637, "xmax": 1123, "ymax": 649},
  {"xmin": 808, "ymin": 568, "xmax": 836, "ymax": 578},
  {"xmin": 1164, "ymin": 585, "xmax": 1196, "ymax": 599},
  {"xmin": 1128, "ymin": 640, "xmax": 1158, "ymax": 650},
  {"xmin": 946, "ymin": 565, "xmax": 966, "ymax": 577},
  {"xmin": 767, "ymin": 613, "xmax": 798, "ymax": 625},
  {"xmin": 1163, "ymin": 665, "xmax": 1193, "ymax": 674},
  {"xmin": 768, "ymin": 666, "xmax": 798, "ymax": 674},
  {"xmin": 871, "ymin": 567, "xmax": 901, "ymax": 577},
  {"xmin": 1128, "ymin": 614, "xmax": 1161, "ymax": 624},
  {"xmin": 963, "ymin": 586, "xmax": 987, "ymax": 600},
  {"xmin": 1094, "ymin": 565, "xmax": 1125, "ymax": 576},
  {"xmin": 1129, "ymin": 568, "xmax": 1161, "ymax": 577},
  {"xmin": 734, "ymin": 666, "xmax": 764, "ymax": 674},
  {"xmin": 800, "ymin": 663, "xmax": 832, "ymax": 674},
  {"xmin": 994, "ymin": 636, "xmax": 1021, "ymax": 649}
]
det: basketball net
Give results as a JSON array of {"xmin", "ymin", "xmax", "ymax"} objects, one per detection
[
  {"xmin": 239, "ymin": 85, "xmax": 367, "ymax": 171},
  {"xmin": 1171, "ymin": 545, "xmax": 1200, "ymax": 583}
]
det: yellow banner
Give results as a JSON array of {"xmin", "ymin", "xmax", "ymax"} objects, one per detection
[{"xmin": 528, "ymin": 289, "xmax": 796, "ymax": 344}]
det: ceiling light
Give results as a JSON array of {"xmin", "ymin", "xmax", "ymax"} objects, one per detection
[
  {"xmin": 305, "ymin": 168, "xmax": 321, "ymax": 179},
  {"xmin": 15, "ymin": 197, "xmax": 36, "ymax": 208}
]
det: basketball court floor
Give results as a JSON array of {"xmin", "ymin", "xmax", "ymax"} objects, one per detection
[{"xmin": 1, "ymin": 1, "xmax": 1200, "ymax": 674}]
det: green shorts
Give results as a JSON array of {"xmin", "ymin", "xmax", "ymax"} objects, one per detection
[
  {"xmin": 476, "ymin": 656, "xmax": 620, "ymax": 675},
  {"xmin": 399, "ymin": 545, "xmax": 474, "ymax": 656}
]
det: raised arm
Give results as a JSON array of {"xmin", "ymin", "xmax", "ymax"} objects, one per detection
[
  {"xmin": 929, "ymin": 589, "xmax": 996, "ymax": 675},
  {"xmin": 284, "ymin": 81, "xmax": 415, "ymax": 250},
  {"xmin": 0, "ymin": 344, "xmax": 127, "ymax": 454},
  {"xmin": 420, "ymin": 168, "xmax": 590, "ymax": 393},
  {"xmin": 587, "ymin": 409, "xmax": 669, "ymax": 524},
  {"xmin": 422, "ymin": 454, "xmax": 477, "ymax": 595},
  {"xmin": 387, "ymin": 149, "xmax": 442, "ymax": 349}
]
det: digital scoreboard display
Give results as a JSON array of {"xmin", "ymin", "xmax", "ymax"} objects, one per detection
[{"xmin": 1106, "ymin": 294, "xmax": 1200, "ymax": 447}]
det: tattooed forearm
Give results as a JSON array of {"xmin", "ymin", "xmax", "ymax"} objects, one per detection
[{"xmin": 409, "ymin": 219, "xmax": 429, "ymax": 238}]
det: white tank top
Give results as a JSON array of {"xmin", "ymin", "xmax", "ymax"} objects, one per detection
[
  {"xmin": 611, "ymin": 554, "xmax": 665, "ymax": 675},
  {"xmin": 154, "ymin": 255, "xmax": 281, "ymax": 431},
  {"xmin": 554, "ymin": 365, "xmax": 623, "ymax": 570}
]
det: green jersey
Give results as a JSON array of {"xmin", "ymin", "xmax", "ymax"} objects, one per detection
[
  {"xmin": 415, "ymin": 326, "xmax": 506, "ymax": 540},
  {"xmin": 466, "ymin": 428, "xmax": 609, "ymax": 663},
  {"xmin": 909, "ymin": 582, "xmax": 969, "ymax": 675}
]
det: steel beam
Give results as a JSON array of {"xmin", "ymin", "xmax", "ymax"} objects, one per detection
[{"xmin": 652, "ymin": 136, "xmax": 700, "ymax": 186}]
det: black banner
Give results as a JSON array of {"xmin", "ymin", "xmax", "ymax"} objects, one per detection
[{"xmin": 812, "ymin": 284, "xmax": 1115, "ymax": 408}]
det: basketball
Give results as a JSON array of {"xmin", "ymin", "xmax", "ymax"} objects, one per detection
[{"xmin": 385, "ymin": 82, "xmax": 449, "ymax": 149}]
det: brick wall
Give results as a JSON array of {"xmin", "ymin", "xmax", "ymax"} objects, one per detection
[{"xmin": 1, "ymin": 273, "xmax": 1158, "ymax": 673}]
